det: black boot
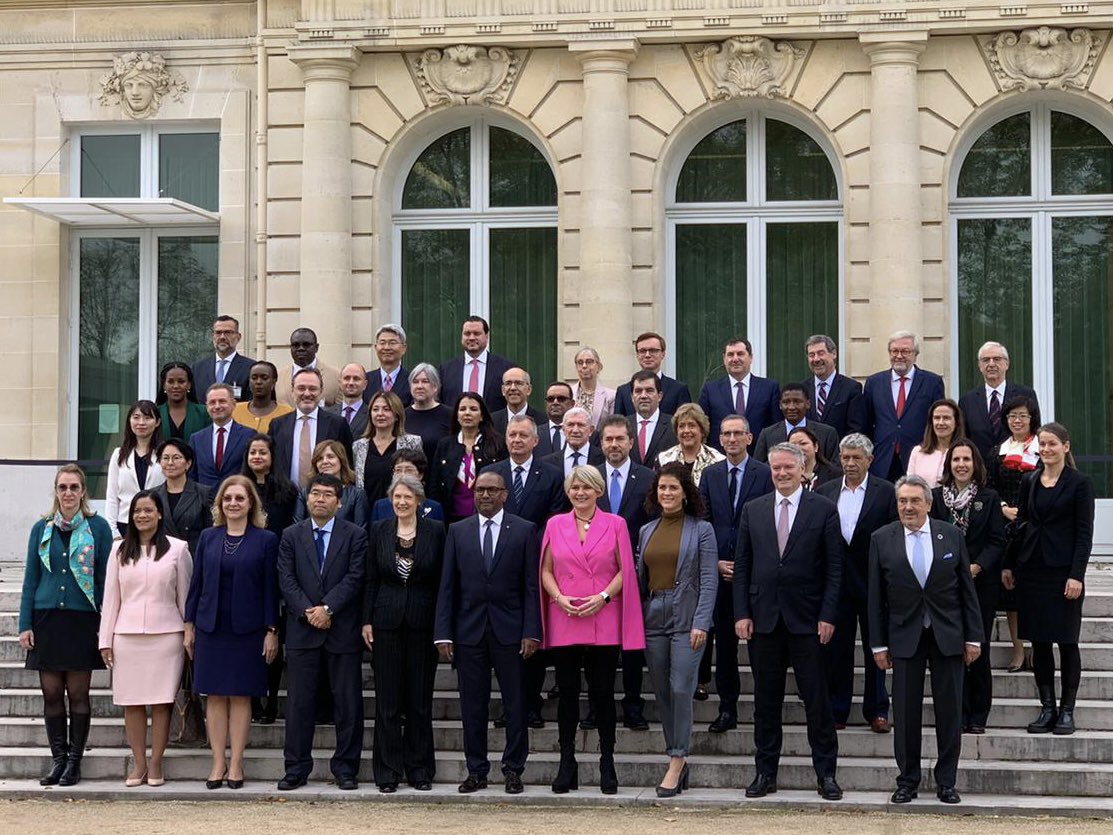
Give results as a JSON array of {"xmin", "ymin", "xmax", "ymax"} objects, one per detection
[
  {"xmin": 40, "ymin": 715, "xmax": 68, "ymax": 786},
  {"xmin": 599, "ymin": 742, "xmax": 618, "ymax": 795},
  {"xmin": 1053, "ymin": 688, "xmax": 1077, "ymax": 735},
  {"xmin": 1026, "ymin": 685, "xmax": 1057, "ymax": 734},
  {"xmin": 551, "ymin": 749, "xmax": 578, "ymax": 793},
  {"xmin": 58, "ymin": 713, "xmax": 90, "ymax": 786}
]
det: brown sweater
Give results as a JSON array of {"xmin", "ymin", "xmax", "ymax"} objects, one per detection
[{"xmin": 643, "ymin": 510, "xmax": 684, "ymax": 591}]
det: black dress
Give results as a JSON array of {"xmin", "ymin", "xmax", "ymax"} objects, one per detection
[
  {"xmin": 1016, "ymin": 480, "xmax": 1084, "ymax": 643},
  {"xmin": 986, "ymin": 444, "xmax": 1035, "ymax": 613},
  {"xmin": 404, "ymin": 405, "xmax": 452, "ymax": 467},
  {"xmin": 362, "ymin": 439, "xmax": 398, "ymax": 502}
]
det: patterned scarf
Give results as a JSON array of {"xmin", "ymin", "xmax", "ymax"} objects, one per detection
[
  {"xmin": 941, "ymin": 484, "xmax": 978, "ymax": 534},
  {"xmin": 39, "ymin": 512, "xmax": 97, "ymax": 610}
]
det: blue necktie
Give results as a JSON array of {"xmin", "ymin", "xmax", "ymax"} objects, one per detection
[
  {"xmin": 483, "ymin": 519, "xmax": 495, "ymax": 573},
  {"xmin": 728, "ymin": 466, "xmax": 740, "ymax": 512},
  {"xmin": 513, "ymin": 465, "xmax": 525, "ymax": 507},
  {"xmin": 217, "ymin": 358, "xmax": 228, "ymax": 383},
  {"xmin": 912, "ymin": 530, "xmax": 929, "ymax": 587},
  {"xmin": 314, "ymin": 528, "xmax": 326, "ymax": 574},
  {"xmin": 609, "ymin": 469, "xmax": 623, "ymax": 513}
]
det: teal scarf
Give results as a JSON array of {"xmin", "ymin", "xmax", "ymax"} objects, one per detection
[{"xmin": 38, "ymin": 512, "xmax": 97, "ymax": 610}]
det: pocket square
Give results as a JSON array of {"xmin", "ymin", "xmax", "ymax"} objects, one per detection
[{"xmin": 942, "ymin": 552, "xmax": 955, "ymax": 561}]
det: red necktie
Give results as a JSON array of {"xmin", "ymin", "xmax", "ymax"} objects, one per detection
[
  {"xmin": 638, "ymin": 419, "xmax": 649, "ymax": 461},
  {"xmin": 467, "ymin": 359, "xmax": 480, "ymax": 393},
  {"xmin": 215, "ymin": 426, "xmax": 226, "ymax": 471},
  {"xmin": 896, "ymin": 376, "xmax": 908, "ymax": 418}
]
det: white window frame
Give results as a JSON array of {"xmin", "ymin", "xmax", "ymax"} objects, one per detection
[{"xmin": 664, "ymin": 110, "xmax": 844, "ymax": 378}]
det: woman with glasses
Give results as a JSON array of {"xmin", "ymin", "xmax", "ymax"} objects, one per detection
[
  {"xmin": 570, "ymin": 347, "xmax": 616, "ymax": 432},
  {"xmin": 151, "ymin": 439, "xmax": 212, "ymax": 554},
  {"xmin": 403, "ymin": 363, "xmax": 453, "ymax": 467}
]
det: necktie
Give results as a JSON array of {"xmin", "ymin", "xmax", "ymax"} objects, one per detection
[
  {"xmin": 728, "ymin": 466, "xmax": 740, "ymax": 512},
  {"xmin": 468, "ymin": 359, "xmax": 480, "ymax": 393},
  {"xmin": 777, "ymin": 497, "xmax": 791, "ymax": 557},
  {"xmin": 896, "ymin": 375, "xmax": 908, "ymax": 418},
  {"xmin": 383, "ymin": 372, "xmax": 393, "ymax": 392},
  {"xmin": 217, "ymin": 359, "xmax": 228, "ymax": 383},
  {"xmin": 816, "ymin": 381, "xmax": 828, "ymax": 419},
  {"xmin": 609, "ymin": 469, "xmax": 623, "ymax": 512},
  {"xmin": 314, "ymin": 527, "xmax": 327, "ymax": 573},
  {"xmin": 482, "ymin": 519, "xmax": 495, "ymax": 572},
  {"xmin": 343, "ymin": 405, "xmax": 355, "ymax": 425},
  {"xmin": 551, "ymin": 425, "xmax": 563, "ymax": 452},
  {"xmin": 734, "ymin": 380, "xmax": 746, "ymax": 416},
  {"xmin": 570, "ymin": 450, "xmax": 582, "ymax": 471},
  {"xmin": 988, "ymin": 389, "xmax": 1002, "ymax": 435},
  {"xmin": 638, "ymin": 419, "xmax": 649, "ymax": 461},
  {"xmin": 215, "ymin": 426, "xmax": 226, "ymax": 471},
  {"xmin": 298, "ymin": 414, "xmax": 312, "ymax": 488},
  {"xmin": 513, "ymin": 465, "xmax": 525, "ymax": 506},
  {"xmin": 912, "ymin": 529, "xmax": 929, "ymax": 588}
]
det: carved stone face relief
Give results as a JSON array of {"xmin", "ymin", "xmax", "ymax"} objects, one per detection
[
  {"xmin": 982, "ymin": 27, "xmax": 1103, "ymax": 92},
  {"xmin": 98, "ymin": 52, "xmax": 189, "ymax": 119},
  {"xmin": 412, "ymin": 45, "xmax": 521, "ymax": 106},
  {"xmin": 693, "ymin": 36, "xmax": 804, "ymax": 100}
]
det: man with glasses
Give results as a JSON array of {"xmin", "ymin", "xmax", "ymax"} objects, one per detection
[
  {"xmin": 491, "ymin": 368, "xmax": 546, "ymax": 433},
  {"xmin": 535, "ymin": 382, "xmax": 575, "ymax": 458},
  {"xmin": 192, "ymin": 315, "xmax": 255, "ymax": 401},
  {"xmin": 958, "ymin": 341, "xmax": 1039, "ymax": 461},
  {"xmin": 365, "ymin": 324, "xmax": 412, "ymax": 407},
  {"xmin": 855, "ymin": 331, "xmax": 945, "ymax": 480},
  {"xmin": 614, "ymin": 332, "xmax": 692, "ymax": 417}
]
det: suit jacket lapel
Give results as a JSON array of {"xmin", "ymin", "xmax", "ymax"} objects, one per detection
[
  {"xmin": 734, "ymin": 463, "xmax": 757, "ymax": 523},
  {"xmin": 856, "ymin": 478, "xmax": 882, "ymax": 535},
  {"xmin": 780, "ymin": 494, "xmax": 808, "ymax": 560},
  {"xmin": 619, "ymin": 468, "xmax": 641, "ymax": 515},
  {"xmin": 675, "ymin": 515, "xmax": 695, "ymax": 579},
  {"xmin": 490, "ymin": 516, "xmax": 512, "ymax": 573}
]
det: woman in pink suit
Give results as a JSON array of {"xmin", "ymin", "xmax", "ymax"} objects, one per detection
[
  {"xmin": 99, "ymin": 490, "xmax": 193, "ymax": 787},
  {"xmin": 541, "ymin": 465, "xmax": 645, "ymax": 795}
]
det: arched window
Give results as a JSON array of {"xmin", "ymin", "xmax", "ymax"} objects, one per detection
[
  {"xmin": 667, "ymin": 113, "xmax": 841, "ymax": 388},
  {"xmin": 393, "ymin": 120, "xmax": 558, "ymax": 395},
  {"xmin": 952, "ymin": 103, "xmax": 1113, "ymax": 494}
]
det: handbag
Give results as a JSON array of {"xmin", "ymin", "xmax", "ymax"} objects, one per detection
[{"xmin": 169, "ymin": 660, "xmax": 207, "ymax": 747}]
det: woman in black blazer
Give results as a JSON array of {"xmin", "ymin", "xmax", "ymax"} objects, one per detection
[
  {"xmin": 930, "ymin": 439, "xmax": 1005, "ymax": 734},
  {"xmin": 788, "ymin": 426, "xmax": 841, "ymax": 490},
  {"xmin": 428, "ymin": 393, "xmax": 507, "ymax": 523},
  {"xmin": 362, "ymin": 473, "xmax": 446, "ymax": 792},
  {"xmin": 1003, "ymin": 423, "xmax": 1095, "ymax": 736},
  {"xmin": 152, "ymin": 439, "xmax": 212, "ymax": 554}
]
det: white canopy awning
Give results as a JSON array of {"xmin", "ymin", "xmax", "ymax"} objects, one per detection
[{"xmin": 4, "ymin": 197, "xmax": 219, "ymax": 227}]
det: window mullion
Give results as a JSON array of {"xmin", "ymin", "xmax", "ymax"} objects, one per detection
[
  {"xmin": 1032, "ymin": 211, "xmax": 1055, "ymax": 421},
  {"xmin": 750, "ymin": 114, "xmax": 763, "ymax": 208},
  {"xmin": 748, "ymin": 219, "xmax": 765, "ymax": 376},
  {"xmin": 137, "ymin": 230, "xmax": 158, "ymax": 401}
]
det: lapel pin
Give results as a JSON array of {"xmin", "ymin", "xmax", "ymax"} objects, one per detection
[{"xmin": 937, "ymin": 534, "xmax": 943, "ymax": 540}]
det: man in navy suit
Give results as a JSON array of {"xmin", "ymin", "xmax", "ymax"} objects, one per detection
[
  {"xmin": 270, "ymin": 368, "xmax": 354, "ymax": 488},
  {"xmin": 614, "ymin": 331, "xmax": 692, "ymax": 416},
  {"xmin": 855, "ymin": 331, "xmax": 946, "ymax": 480},
  {"xmin": 534, "ymin": 382, "xmax": 574, "ymax": 459},
  {"xmin": 803, "ymin": 334, "xmax": 862, "ymax": 440},
  {"xmin": 435, "ymin": 471, "xmax": 541, "ymax": 795},
  {"xmin": 276, "ymin": 473, "xmax": 368, "ymax": 791},
  {"xmin": 327, "ymin": 362, "xmax": 370, "ymax": 438},
  {"xmin": 438, "ymin": 316, "xmax": 516, "ymax": 413},
  {"xmin": 698, "ymin": 414, "xmax": 772, "ymax": 732},
  {"xmin": 816, "ymin": 434, "xmax": 897, "ymax": 733},
  {"xmin": 734, "ymin": 442, "xmax": 844, "ymax": 801},
  {"xmin": 698, "ymin": 338, "xmax": 781, "ymax": 454},
  {"xmin": 483, "ymin": 416, "xmax": 564, "ymax": 533},
  {"xmin": 189, "ymin": 383, "xmax": 253, "ymax": 488},
  {"xmin": 627, "ymin": 371, "xmax": 677, "ymax": 469},
  {"xmin": 753, "ymin": 383, "xmax": 840, "ymax": 464},
  {"xmin": 191, "ymin": 315, "xmax": 255, "ymax": 402},
  {"xmin": 490, "ymin": 368, "xmax": 546, "ymax": 434},
  {"xmin": 958, "ymin": 341, "xmax": 1039, "ymax": 461},
  {"xmin": 543, "ymin": 407, "xmax": 604, "ymax": 480},
  {"xmin": 364, "ymin": 323, "xmax": 411, "ymax": 407}
]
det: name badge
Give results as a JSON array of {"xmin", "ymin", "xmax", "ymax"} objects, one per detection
[{"xmin": 232, "ymin": 385, "xmax": 242, "ymax": 399}]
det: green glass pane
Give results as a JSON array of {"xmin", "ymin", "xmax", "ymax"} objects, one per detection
[
  {"xmin": 765, "ymin": 120, "xmax": 837, "ymax": 202},
  {"xmin": 489, "ymin": 127, "xmax": 557, "ymax": 208},
  {"xmin": 157, "ymin": 236, "xmax": 219, "ymax": 370},
  {"xmin": 489, "ymin": 227, "xmax": 557, "ymax": 410},
  {"xmin": 676, "ymin": 121, "xmax": 746, "ymax": 203},
  {"xmin": 159, "ymin": 133, "xmax": 220, "ymax": 211},
  {"xmin": 402, "ymin": 128, "xmax": 470, "ymax": 209},
  {"xmin": 402, "ymin": 229, "xmax": 470, "ymax": 367},
  {"xmin": 956, "ymin": 218, "xmax": 1033, "ymax": 395},
  {"xmin": 765, "ymin": 222, "xmax": 839, "ymax": 383},
  {"xmin": 80, "ymin": 135, "xmax": 140, "ymax": 198},
  {"xmin": 1052, "ymin": 216, "xmax": 1113, "ymax": 497},
  {"xmin": 78, "ymin": 237, "xmax": 140, "ymax": 498},
  {"xmin": 675, "ymin": 224, "xmax": 747, "ymax": 390},
  {"xmin": 957, "ymin": 112, "xmax": 1030, "ymax": 198},
  {"xmin": 1051, "ymin": 112, "xmax": 1113, "ymax": 196}
]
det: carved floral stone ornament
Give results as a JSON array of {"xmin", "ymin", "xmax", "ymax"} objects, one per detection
[
  {"xmin": 98, "ymin": 52, "xmax": 189, "ymax": 119},
  {"xmin": 413, "ymin": 45, "xmax": 520, "ymax": 106},
  {"xmin": 695, "ymin": 36, "xmax": 804, "ymax": 100},
  {"xmin": 983, "ymin": 27, "xmax": 1103, "ymax": 92}
]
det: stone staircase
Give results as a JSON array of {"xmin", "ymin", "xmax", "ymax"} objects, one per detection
[{"xmin": 1, "ymin": 573, "xmax": 1112, "ymax": 808}]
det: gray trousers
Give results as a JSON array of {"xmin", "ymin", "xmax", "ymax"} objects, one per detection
[{"xmin": 643, "ymin": 591, "xmax": 702, "ymax": 757}]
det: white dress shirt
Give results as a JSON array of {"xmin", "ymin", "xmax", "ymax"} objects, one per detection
[
  {"xmin": 289, "ymin": 407, "xmax": 320, "ymax": 484},
  {"xmin": 890, "ymin": 367, "xmax": 917, "ymax": 408},
  {"xmin": 211, "ymin": 418, "xmax": 234, "ymax": 462},
  {"xmin": 635, "ymin": 409, "xmax": 661, "ymax": 444},
  {"xmin": 510, "ymin": 456, "xmax": 534, "ymax": 490},
  {"xmin": 312, "ymin": 515, "xmax": 336, "ymax": 564},
  {"xmin": 562, "ymin": 443, "xmax": 590, "ymax": 476},
  {"xmin": 606, "ymin": 458, "xmax": 631, "ymax": 505},
  {"xmin": 732, "ymin": 373, "xmax": 751, "ymax": 409},
  {"xmin": 836, "ymin": 477, "xmax": 867, "ymax": 545},
  {"xmin": 478, "ymin": 508, "xmax": 504, "ymax": 553},
  {"xmin": 379, "ymin": 367, "xmax": 400, "ymax": 390},
  {"xmin": 985, "ymin": 382, "xmax": 1007, "ymax": 411},
  {"xmin": 461, "ymin": 349, "xmax": 489, "ymax": 395},
  {"xmin": 774, "ymin": 485, "xmax": 803, "ymax": 531}
]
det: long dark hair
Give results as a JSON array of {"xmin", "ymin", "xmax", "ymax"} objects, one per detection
[
  {"xmin": 1037, "ymin": 422, "xmax": 1078, "ymax": 470},
  {"xmin": 788, "ymin": 425, "xmax": 830, "ymax": 467},
  {"xmin": 645, "ymin": 461, "xmax": 705, "ymax": 518},
  {"xmin": 1002, "ymin": 394, "xmax": 1040, "ymax": 439},
  {"xmin": 940, "ymin": 438, "xmax": 988, "ymax": 488},
  {"xmin": 117, "ymin": 400, "xmax": 162, "ymax": 466},
  {"xmin": 119, "ymin": 490, "xmax": 171, "ymax": 565},
  {"xmin": 241, "ymin": 432, "xmax": 299, "ymax": 505},
  {"xmin": 156, "ymin": 361, "xmax": 199, "ymax": 405},
  {"xmin": 920, "ymin": 398, "xmax": 965, "ymax": 454},
  {"xmin": 450, "ymin": 392, "xmax": 505, "ymax": 460}
]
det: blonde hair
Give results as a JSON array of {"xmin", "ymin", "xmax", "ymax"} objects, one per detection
[
  {"xmin": 564, "ymin": 464, "xmax": 605, "ymax": 495},
  {"xmin": 671, "ymin": 402, "xmax": 711, "ymax": 442},
  {"xmin": 211, "ymin": 475, "xmax": 267, "ymax": 528},
  {"xmin": 47, "ymin": 464, "xmax": 93, "ymax": 519}
]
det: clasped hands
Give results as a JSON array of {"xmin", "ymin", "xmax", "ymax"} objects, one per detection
[
  {"xmin": 306, "ymin": 605, "xmax": 332, "ymax": 630},
  {"xmin": 556, "ymin": 593, "xmax": 606, "ymax": 618}
]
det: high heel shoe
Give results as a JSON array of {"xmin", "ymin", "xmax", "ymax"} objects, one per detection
[
  {"xmin": 655, "ymin": 762, "xmax": 689, "ymax": 798},
  {"xmin": 205, "ymin": 772, "xmax": 226, "ymax": 790},
  {"xmin": 680, "ymin": 763, "xmax": 690, "ymax": 791},
  {"xmin": 125, "ymin": 769, "xmax": 148, "ymax": 788}
]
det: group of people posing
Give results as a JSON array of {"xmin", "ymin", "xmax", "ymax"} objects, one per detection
[{"xmin": 18, "ymin": 316, "xmax": 1094, "ymax": 805}]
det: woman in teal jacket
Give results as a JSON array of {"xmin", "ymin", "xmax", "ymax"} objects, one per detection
[{"xmin": 18, "ymin": 464, "xmax": 113, "ymax": 787}]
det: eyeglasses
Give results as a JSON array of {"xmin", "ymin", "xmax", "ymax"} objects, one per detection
[
  {"xmin": 1007, "ymin": 413, "xmax": 1031, "ymax": 421},
  {"xmin": 889, "ymin": 348, "xmax": 915, "ymax": 357},
  {"xmin": 212, "ymin": 329, "xmax": 237, "ymax": 337},
  {"xmin": 546, "ymin": 395, "xmax": 571, "ymax": 403},
  {"xmin": 979, "ymin": 356, "xmax": 1007, "ymax": 363},
  {"xmin": 474, "ymin": 486, "xmax": 507, "ymax": 495},
  {"xmin": 376, "ymin": 339, "xmax": 402, "ymax": 347},
  {"xmin": 56, "ymin": 484, "xmax": 82, "ymax": 493},
  {"xmin": 636, "ymin": 347, "xmax": 663, "ymax": 356},
  {"xmin": 502, "ymin": 380, "xmax": 527, "ymax": 387},
  {"xmin": 160, "ymin": 455, "xmax": 186, "ymax": 464}
]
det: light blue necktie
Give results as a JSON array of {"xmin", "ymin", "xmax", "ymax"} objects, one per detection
[
  {"xmin": 609, "ymin": 469, "xmax": 623, "ymax": 513},
  {"xmin": 217, "ymin": 359, "xmax": 228, "ymax": 383},
  {"xmin": 912, "ymin": 530, "xmax": 929, "ymax": 587}
]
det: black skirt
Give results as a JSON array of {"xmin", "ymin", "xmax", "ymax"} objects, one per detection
[
  {"xmin": 25, "ymin": 609, "xmax": 105, "ymax": 672},
  {"xmin": 1016, "ymin": 564, "xmax": 1084, "ymax": 644}
]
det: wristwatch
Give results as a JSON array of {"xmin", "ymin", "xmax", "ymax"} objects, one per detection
[
  {"xmin": 600, "ymin": 591, "xmax": 612, "ymax": 605},
  {"xmin": 266, "ymin": 625, "xmax": 278, "ymax": 635},
  {"xmin": 323, "ymin": 605, "xmax": 334, "ymax": 617}
]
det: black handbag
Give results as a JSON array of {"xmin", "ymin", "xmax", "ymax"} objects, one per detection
[{"xmin": 169, "ymin": 660, "xmax": 207, "ymax": 747}]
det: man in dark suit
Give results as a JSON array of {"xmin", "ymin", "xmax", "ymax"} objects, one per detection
[
  {"xmin": 868, "ymin": 475, "xmax": 982, "ymax": 805},
  {"xmin": 594, "ymin": 414, "xmax": 657, "ymax": 730},
  {"xmin": 626, "ymin": 370, "xmax": 677, "ymax": 469},
  {"xmin": 534, "ymin": 382, "xmax": 574, "ymax": 459},
  {"xmin": 854, "ymin": 331, "xmax": 946, "ymax": 480},
  {"xmin": 327, "ymin": 362, "xmax": 370, "ymax": 438},
  {"xmin": 958, "ymin": 340, "xmax": 1039, "ymax": 461},
  {"xmin": 816, "ymin": 433, "xmax": 897, "ymax": 733},
  {"xmin": 189, "ymin": 383, "xmax": 253, "ymax": 488},
  {"xmin": 543, "ymin": 407, "xmax": 604, "ymax": 479},
  {"xmin": 490, "ymin": 368, "xmax": 546, "ymax": 434},
  {"xmin": 276, "ymin": 473, "xmax": 368, "ymax": 791},
  {"xmin": 698, "ymin": 338, "xmax": 781, "ymax": 453},
  {"xmin": 614, "ymin": 331, "xmax": 692, "ymax": 416},
  {"xmin": 734, "ymin": 442, "xmax": 844, "ymax": 801},
  {"xmin": 435, "ymin": 470, "xmax": 541, "ymax": 795},
  {"xmin": 483, "ymin": 416, "xmax": 565, "ymax": 534},
  {"xmin": 803, "ymin": 334, "xmax": 862, "ymax": 440},
  {"xmin": 270, "ymin": 368, "xmax": 354, "ymax": 488},
  {"xmin": 191, "ymin": 315, "xmax": 255, "ymax": 402},
  {"xmin": 753, "ymin": 383, "xmax": 840, "ymax": 464},
  {"xmin": 698, "ymin": 414, "xmax": 773, "ymax": 732},
  {"xmin": 438, "ymin": 316, "xmax": 516, "ymax": 413},
  {"xmin": 364, "ymin": 323, "xmax": 411, "ymax": 407}
]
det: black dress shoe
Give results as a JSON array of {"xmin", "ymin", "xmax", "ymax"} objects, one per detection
[
  {"xmin": 205, "ymin": 777, "xmax": 225, "ymax": 790},
  {"xmin": 337, "ymin": 775, "xmax": 358, "ymax": 790},
  {"xmin": 623, "ymin": 711, "xmax": 649, "ymax": 731},
  {"xmin": 493, "ymin": 715, "xmax": 507, "ymax": 729},
  {"xmin": 259, "ymin": 715, "xmax": 276, "ymax": 726},
  {"xmin": 708, "ymin": 712, "xmax": 737, "ymax": 733},
  {"xmin": 504, "ymin": 772, "xmax": 524, "ymax": 794},
  {"xmin": 579, "ymin": 711, "xmax": 597, "ymax": 731},
  {"xmin": 277, "ymin": 774, "xmax": 307, "ymax": 791},
  {"xmin": 966, "ymin": 724, "xmax": 986, "ymax": 735},
  {"xmin": 745, "ymin": 774, "xmax": 777, "ymax": 798},
  {"xmin": 458, "ymin": 774, "xmax": 488, "ymax": 793},
  {"xmin": 527, "ymin": 710, "xmax": 546, "ymax": 729},
  {"xmin": 379, "ymin": 783, "xmax": 397, "ymax": 794},
  {"xmin": 413, "ymin": 780, "xmax": 432, "ymax": 791},
  {"xmin": 936, "ymin": 786, "xmax": 962, "ymax": 804},
  {"xmin": 693, "ymin": 684, "xmax": 709, "ymax": 701},
  {"xmin": 817, "ymin": 775, "xmax": 843, "ymax": 800},
  {"xmin": 890, "ymin": 786, "xmax": 918, "ymax": 803}
]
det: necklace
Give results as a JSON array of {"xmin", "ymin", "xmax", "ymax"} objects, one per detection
[
  {"xmin": 223, "ymin": 534, "xmax": 244, "ymax": 555},
  {"xmin": 574, "ymin": 510, "xmax": 597, "ymax": 530}
]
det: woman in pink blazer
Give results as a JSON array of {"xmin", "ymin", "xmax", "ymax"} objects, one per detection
[
  {"xmin": 571, "ymin": 347, "xmax": 617, "ymax": 431},
  {"xmin": 540, "ymin": 465, "xmax": 645, "ymax": 795},
  {"xmin": 99, "ymin": 490, "xmax": 193, "ymax": 787}
]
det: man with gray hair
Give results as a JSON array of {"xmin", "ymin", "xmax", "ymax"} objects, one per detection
[
  {"xmin": 868, "ymin": 474, "xmax": 982, "ymax": 805},
  {"xmin": 491, "ymin": 367, "xmax": 545, "ymax": 434},
  {"xmin": 365, "ymin": 323, "xmax": 411, "ymax": 406},
  {"xmin": 802, "ymin": 334, "xmax": 862, "ymax": 440},
  {"xmin": 543, "ymin": 406, "xmax": 604, "ymax": 480},
  {"xmin": 958, "ymin": 340, "xmax": 1039, "ymax": 460}
]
